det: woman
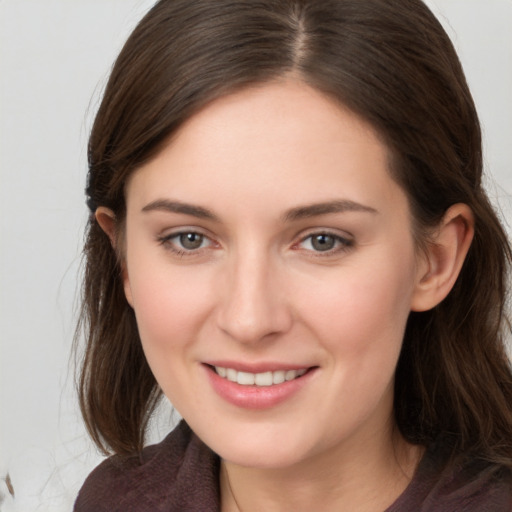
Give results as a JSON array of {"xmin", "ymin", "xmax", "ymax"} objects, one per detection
[{"xmin": 74, "ymin": 0, "xmax": 512, "ymax": 510}]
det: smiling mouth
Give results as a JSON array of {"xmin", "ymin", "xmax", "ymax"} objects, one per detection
[{"xmin": 211, "ymin": 366, "xmax": 310, "ymax": 387}]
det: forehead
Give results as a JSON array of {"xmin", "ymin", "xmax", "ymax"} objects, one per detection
[{"xmin": 125, "ymin": 79, "xmax": 407, "ymax": 221}]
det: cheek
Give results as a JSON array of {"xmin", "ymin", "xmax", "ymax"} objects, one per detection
[
  {"xmin": 125, "ymin": 254, "xmax": 215, "ymax": 359},
  {"xmin": 126, "ymin": 262, "xmax": 219, "ymax": 412},
  {"xmin": 296, "ymin": 254, "xmax": 416, "ymax": 360}
]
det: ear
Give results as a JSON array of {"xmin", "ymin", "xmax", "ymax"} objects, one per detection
[
  {"xmin": 95, "ymin": 206, "xmax": 134, "ymax": 307},
  {"xmin": 95, "ymin": 206, "xmax": 117, "ymax": 245},
  {"xmin": 411, "ymin": 203, "xmax": 474, "ymax": 312}
]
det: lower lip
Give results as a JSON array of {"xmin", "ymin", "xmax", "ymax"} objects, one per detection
[{"xmin": 204, "ymin": 365, "xmax": 316, "ymax": 410}]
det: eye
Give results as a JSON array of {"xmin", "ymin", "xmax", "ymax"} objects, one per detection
[
  {"xmin": 297, "ymin": 232, "xmax": 353, "ymax": 254},
  {"xmin": 178, "ymin": 232, "xmax": 207, "ymax": 250},
  {"xmin": 158, "ymin": 230, "xmax": 213, "ymax": 254}
]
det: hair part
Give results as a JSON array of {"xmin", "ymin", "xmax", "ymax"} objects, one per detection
[{"xmin": 78, "ymin": 0, "xmax": 512, "ymax": 467}]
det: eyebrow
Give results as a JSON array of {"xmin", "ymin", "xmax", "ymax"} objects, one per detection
[
  {"xmin": 141, "ymin": 199, "xmax": 219, "ymax": 221},
  {"xmin": 283, "ymin": 200, "xmax": 378, "ymax": 221},
  {"xmin": 141, "ymin": 198, "xmax": 377, "ymax": 222}
]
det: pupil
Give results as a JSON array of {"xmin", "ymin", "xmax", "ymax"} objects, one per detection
[
  {"xmin": 312, "ymin": 234, "xmax": 335, "ymax": 251},
  {"xmin": 180, "ymin": 233, "xmax": 203, "ymax": 250}
]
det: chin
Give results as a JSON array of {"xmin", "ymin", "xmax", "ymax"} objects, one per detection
[
  {"xmin": 220, "ymin": 444, "xmax": 307, "ymax": 470},
  {"xmin": 197, "ymin": 422, "xmax": 317, "ymax": 470}
]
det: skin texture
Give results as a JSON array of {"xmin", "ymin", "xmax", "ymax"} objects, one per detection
[{"xmin": 97, "ymin": 80, "xmax": 473, "ymax": 511}]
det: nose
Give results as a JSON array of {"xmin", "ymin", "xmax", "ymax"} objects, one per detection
[{"xmin": 216, "ymin": 248, "xmax": 293, "ymax": 345}]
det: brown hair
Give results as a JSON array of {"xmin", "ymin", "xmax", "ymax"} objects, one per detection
[{"xmin": 78, "ymin": 0, "xmax": 512, "ymax": 467}]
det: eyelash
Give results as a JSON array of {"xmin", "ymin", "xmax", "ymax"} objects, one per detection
[
  {"xmin": 157, "ymin": 230, "xmax": 354, "ymax": 257},
  {"xmin": 157, "ymin": 230, "xmax": 214, "ymax": 257},
  {"xmin": 294, "ymin": 231, "xmax": 354, "ymax": 257}
]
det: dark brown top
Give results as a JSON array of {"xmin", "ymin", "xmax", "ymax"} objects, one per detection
[{"xmin": 75, "ymin": 421, "xmax": 512, "ymax": 511}]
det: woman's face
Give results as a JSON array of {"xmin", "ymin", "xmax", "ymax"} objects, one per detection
[{"xmin": 121, "ymin": 80, "xmax": 427, "ymax": 469}]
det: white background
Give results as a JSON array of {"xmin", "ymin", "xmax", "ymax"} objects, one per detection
[{"xmin": 0, "ymin": 1, "xmax": 511, "ymax": 510}]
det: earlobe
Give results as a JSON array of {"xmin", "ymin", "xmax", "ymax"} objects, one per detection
[
  {"xmin": 411, "ymin": 203, "xmax": 474, "ymax": 312},
  {"xmin": 95, "ymin": 206, "xmax": 134, "ymax": 307}
]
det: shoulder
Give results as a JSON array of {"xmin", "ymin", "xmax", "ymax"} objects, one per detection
[
  {"xmin": 74, "ymin": 420, "xmax": 220, "ymax": 512},
  {"xmin": 389, "ymin": 437, "xmax": 512, "ymax": 512}
]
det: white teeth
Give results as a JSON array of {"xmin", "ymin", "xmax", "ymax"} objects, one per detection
[
  {"xmin": 254, "ymin": 371, "xmax": 273, "ymax": 386},
  {"xmin": 237, "ymin": 371, "xmax": 255, "ymax": 385},
  {"xmin": 285, "ymin": 370, "xmax": 296, "ymax": 381},
  {"xmin": 272, "ymin": 370, "xmax": 286, "ymax": 384},
  {"xmin": 214, "ymin": 366, "xmax": 308, "ymax": 386}
]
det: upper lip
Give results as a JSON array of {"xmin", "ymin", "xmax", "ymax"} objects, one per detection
[{"xmin": 203, "ymin": 360, "xmax": 315, "ymax": 373}]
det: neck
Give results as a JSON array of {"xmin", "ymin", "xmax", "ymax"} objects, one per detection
[{"xmin": 220, "ymin": 423, "xmax": 423, "ymax": 512}]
